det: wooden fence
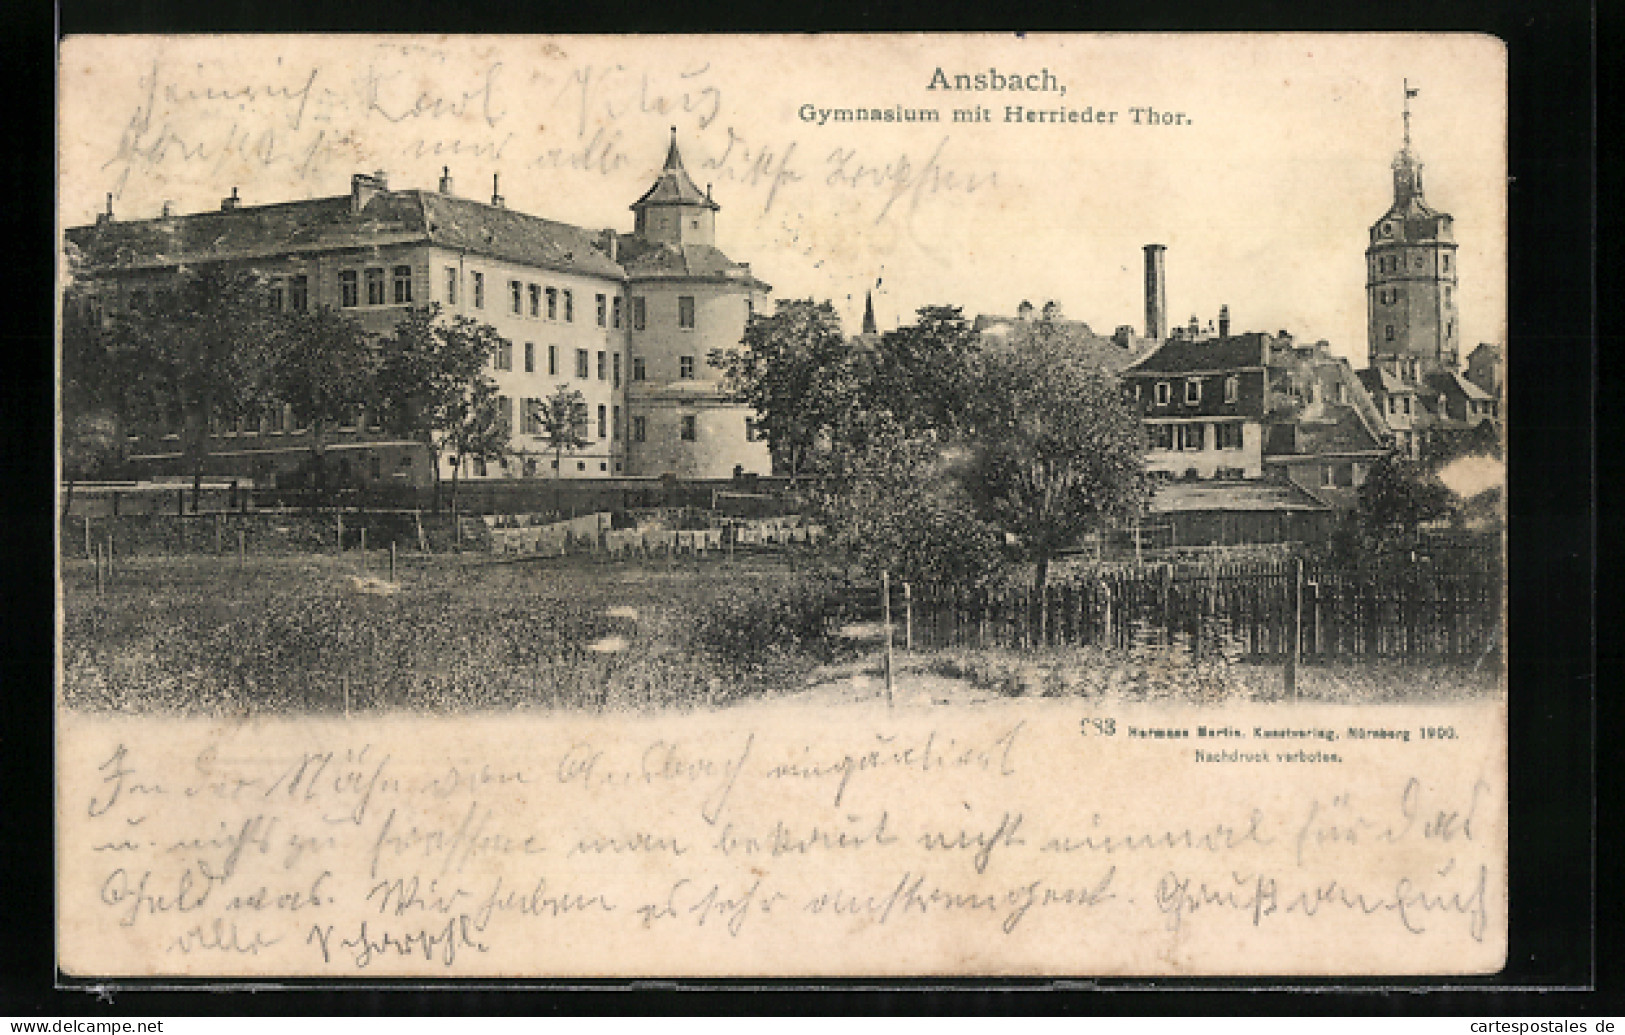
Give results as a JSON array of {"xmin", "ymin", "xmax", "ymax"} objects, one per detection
[{"xmin": 879, "ymin": 558, "xmax": 1501, "ymax": 664}]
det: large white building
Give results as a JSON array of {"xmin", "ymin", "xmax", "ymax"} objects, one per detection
[{"xmin": 64, "ymin": 131, "xmax": 774, "ymax": 487}]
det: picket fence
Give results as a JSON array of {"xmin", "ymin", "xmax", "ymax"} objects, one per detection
[{"xmin": 887, "ymin": 558, "xmax": 1501, "ymax": 664}]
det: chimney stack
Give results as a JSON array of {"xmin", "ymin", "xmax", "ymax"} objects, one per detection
[
  {"xmin": 1218, "ymin": 304, "xmax": 1230, "ymax": 338},
  {"xmin": 439, "ymin": 166, "xmax": 455, "ymax": 194},
  {"xmin": 491, "ymin": 173, "xmax": 504, "ymax": 208},
  {"xmin": 1143, "ymin": 244, "xmax": 1167, "ymax": 340},
  {"xmin": 220, "ymin": 186, "xmax": 241, "ymax": 211},
  {"xmin": 97, "ymin": 193, "xmax": 113, "ymax": 225},
  {"xmin": 350, "ymin": 171, "xmax": 387, "ymax": 213},
  {"xmin": 161, "ymin": 200, "xmax": 173, "ymax": 218}
]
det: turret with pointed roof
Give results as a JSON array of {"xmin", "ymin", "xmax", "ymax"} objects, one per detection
[
  {"xmin": 631, "ymin": 126, "xmax": 719, "ymax": 248},
  {"xmin": 861, "ymin": 290, "xmax": 878, "ymax": 335}
]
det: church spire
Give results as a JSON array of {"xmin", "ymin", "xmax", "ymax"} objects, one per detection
[
  {"xmin": 862, "ymin": 290, "xmax": 878, "ymax": 335},
  {"xmin": 663, "ymin": 125, "xmax": 685, "ymax": 172}
]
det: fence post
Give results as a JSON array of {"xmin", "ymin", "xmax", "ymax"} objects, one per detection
[
  {"xmin": 106, "ymin": 532, "xmax": 114, "ymax": 581},
  {"xmin": 214, "ymin": 512, "xmax": 223, "ymax": 555},
  {"xmin": 238, "ymin": 528, "xmax": 245, "ymax": 568},
  {"xmin": 359, "ymin": 526, "xmax": 367, "ymax": 571},
  {"xmin": 94, "ymin": 543, "xmax": 103, "ymax": 595},
  {"xmin": 390, "ymin": 541, "xmax": 397, "ymax": 583},
  {"xmin": 882, "ymin": 571, "xmax": 894, "ymax": 707},
  {"xmin": 337, "ymin": 510, "xmax": 344, "ymax": 553},
  {"xmin": 904, "ymin": 582, "xmax": 913, "ymax": 652},
  {"xmin": 415, "ymin": 508, "xmax": 428, "ymax": 553},
  {"xmin": 84, "ymin": 514, "xmax": 92, "ymax": 561},
  {"xmin": 1286, "ymin": 556, "xmax": 1303, "ymax": 700}
]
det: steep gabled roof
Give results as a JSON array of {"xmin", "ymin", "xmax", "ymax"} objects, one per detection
[
  {"xmin": 66, "ymin": 189, "xmax": 625, "ymax": 280},
  {"xmin": 1125, "ymin": 333, "xmax": 1271, "ymax": 374},
  {"xmin": 630, "ymin": 132, "xmax": 719, "ymax": 212},
  {"xmin": 616, "ymin": 237, "xmax": 769, "ymax": 289}
]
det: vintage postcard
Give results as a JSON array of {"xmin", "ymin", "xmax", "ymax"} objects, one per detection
[{"xmin": 56, "ymin": 33, "xmax": 1507, "ymax": 978}]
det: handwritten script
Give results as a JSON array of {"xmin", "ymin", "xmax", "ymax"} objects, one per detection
[{"xmin": 57, "ymin": 702, "xmax": 1505, "ymax": 976}]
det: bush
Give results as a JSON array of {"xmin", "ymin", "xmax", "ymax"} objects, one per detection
[{"xmin": 690, "ymin": 576, "xmax": 854, "ymax": 693}]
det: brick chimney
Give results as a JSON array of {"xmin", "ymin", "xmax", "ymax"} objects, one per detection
[
  {"xmin": 220, "ymin": 186, "xmax": 241, "ymax": 211},
  {"xmin": 438, "ymin": 166, "xmax": 455, "ymax": 194},
  {"xmin": 350, "ymin": 171, "xmax": 387, "ymax": 214},
  {"xmin": 1143, "ymin": 244, "xmax": 1167, "ymax": 340},
  {"xmin": 96, "ymin": 193, "xmax": 113, "ymax": 225},
  {"xmin": 1218, "ymin": 304, "xmax": 1230, "ymax": 338},
  {"xmin": 491, "ymin": 172, "xmax": 504, "ymax": 208}
]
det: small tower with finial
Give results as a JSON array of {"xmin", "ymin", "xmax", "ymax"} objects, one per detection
[
  {"xmin": 862, "ymin": 290, "xmax": 878, "ymax": 335},
  {"xmin": 629, "ymin": 126, "xmax": 719, "ymax": 247}
]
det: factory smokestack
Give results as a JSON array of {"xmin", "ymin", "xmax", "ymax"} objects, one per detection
[{"xmin": 1143, "ymin": 244, "xmax": 1167, "ymax": 341}]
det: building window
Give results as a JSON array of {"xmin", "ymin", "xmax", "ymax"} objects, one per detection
[
  {"xmin": 1403, "ymin": 396, "xmax": 1412, "ymax": 415},
  {"xmin": 497, "ymin": 395, "xmax": 513, "ymax": 435},
  {"xmin": 546, "ymin": 287, "xmax": 559, "ymax": 320},
  {"xmin": 612, "ymin": 405, "xmax": 621, "ymax": 440},
  {"xmin": 290, "ymin": 275, "xmax": 309, "ymax": 312},
  {"xmin": 745, "ymin": 417, "xmax": 759, "ymax": 442},
  {"xmin": 679, "ymin": 356, "xmax": 695, "ymax": 379},
  {"xmin": 445, "ymin": 268, "xmax": 458, "ymax": 305},
  {"xmin": 680, "ymin": 415, "xmax": 697, "ymax": 441},
  {"xmin": 1176, "ymin": 423, "xmax": 1203, "ymax": 451},
  {"xmin": 1185, "ymin": 379, "xmax": 1202, "ymax": 405},
  {"xmin": 268, "ymin": 282, "xmax": 285, "ymax": 311},
  {"xmin": 576, "ymin": 348, "xmax": 589, "ymax": 379},
  {"xmin": 596, "ymin": 294, "xmax": 607, "ymax": 327},
  {"xmin": 597, "ymin": 404, "xmax": 608, "ymax": 439},
  {"xmin": 524, "ymin": 342, "xmax": 535, "ymax": 373},
  {"xmin": 510, "ymin": 280, "xmax": 522, "ymax": 314},
  {"xmin": 393, "ymin": 265, "xmax": 413, "ymax": 304},
  {"xmin": 1155, "ymin": 382, "xmax": 1170, "ymax": 406},
  {"xmin": 473, "ymin": 271, "xmax": 485, "ymax": 309},
  {"xmin": 340, "ymin": 270, "xmax": 359, "ymax": 308},
  {"xmin": 633, "ymin": 357, "xmax": 646, "ymax": 381},
  {"xmin": 1224, "ymin": 375, "xmax": 1238, "ymax": 403},
  {"xmin": 1335, "ymin": 382, "xmax": 1347, "ymax": 404},
  {"xmin": 563, "ymin": 290, "xmax": 574, "ymax": 323},
  {"xmin": 494, "ymin": 341, "xmax": 513, "ymax": 371},
  {"xmin": 1149, "ymin": 424, "xmax": 1175, "ymax": 450},
  {"xmin": 631, "ymin": 297, "xmax": 646, "ymax": 330},
  {"xmin": 365, "ymin": 268, "xmax": 386, "ymax": 306},
  {"xmin": 632, "ymin": 416, "xmax": 647, "ymax": 443},
  {"xmin": 597, "ymin": 351, "xmax": 606, "ymax": 381},
  {"xmin": 613, "ymin": 297, "xmax": 624, "ymax": 328},
  {"xmin": 1443, "ymin": 254, "xmax": 1451, "ymax": 272},
  {"xmin": 1385, "ymin": 325, "xmax": 1395, "ymax": 342},
  {"xmin": 613, "ymin": 353, "xmax": 622, "ymax": 388},
  {"xmin": 678, "ymin": 296, "xmax": 695, "ymax": 329},
  {"xmin": 548, "ymin": 345, "xmax": 558, "ymax": 376},
  {"xmin": 529, "ymin": 284, "xmax": 541, "ymax": 318},
  {"xmin": 1214, "ymin": 422, "xmax": 1243, "ymax": 450}
]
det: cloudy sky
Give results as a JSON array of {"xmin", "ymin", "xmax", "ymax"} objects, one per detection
[{"xmin": 60, "ymin": 34, "xmax": 1506, "ymax": 364}]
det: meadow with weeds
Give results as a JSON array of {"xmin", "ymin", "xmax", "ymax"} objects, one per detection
[{"xmin": 58, "ymin": 550, "xmax": 1500, "ymax": 716}]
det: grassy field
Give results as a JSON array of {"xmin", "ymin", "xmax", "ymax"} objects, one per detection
[{"xmin": 58, "ymin": 550, "xmax": 1502, "ymax": 715}]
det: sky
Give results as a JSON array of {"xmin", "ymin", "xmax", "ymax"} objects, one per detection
[{"xmin": 59, "ymin": 34, "xmax": 1507, "ymax": 366}]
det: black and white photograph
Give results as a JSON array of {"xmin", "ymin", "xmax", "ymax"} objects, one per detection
[{"xmin": 55, "ymin": 33, "xmax": 1508, "ymax": 977}]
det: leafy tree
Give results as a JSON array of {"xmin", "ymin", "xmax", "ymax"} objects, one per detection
[
  {"xmin": 265, "ymin": 306, "xmax": 377, "ymax": 495},
  {"xmin": 865, "ymin": 305, "xmax": 982, "ymax": 438},
  {"xmin": 1357, "ymin": 451, "xmax": 1455, "ymax": 539},
  {"xmin": 710, "ymin": 299, "xmax": 856, "ymax": 481},
  {"xmin": 94, "ymin": 268, "xmax": 282, "ymax": 509},
  {"xmin": 375, "ymin": 305, "xmax": 507, "ymax": 501},
  {"xmin": 438, "ymin": 379, "xmax": 511, "ymax": 509},
  {"xmin": 821, "ymin": 430, "xmax": 1005, "ymax": 588},
  {"xmin": 964, "ymin": 332, "xmax": 1151, "ymax": 624},
  {"xmin": 530, "ymin": 384, "xmax": 591, "ymax": 510}
]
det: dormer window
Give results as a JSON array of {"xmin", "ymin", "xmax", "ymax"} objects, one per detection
[
  {"xmin": 1185, "ymin": 379, "xmax": 1201, "ymax": 405},
  {"xmin": 1154, "ymin": 382, "xmax": 1171, "ymax": 406},
  {"xmin": 1224, "ymin": 376, "xmax": 1239, "ymax": 403}
]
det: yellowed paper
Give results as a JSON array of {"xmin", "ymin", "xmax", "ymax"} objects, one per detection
[{"xmin": 57, "ymin": 33, "xmax": 1508, "ymax": 978}]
